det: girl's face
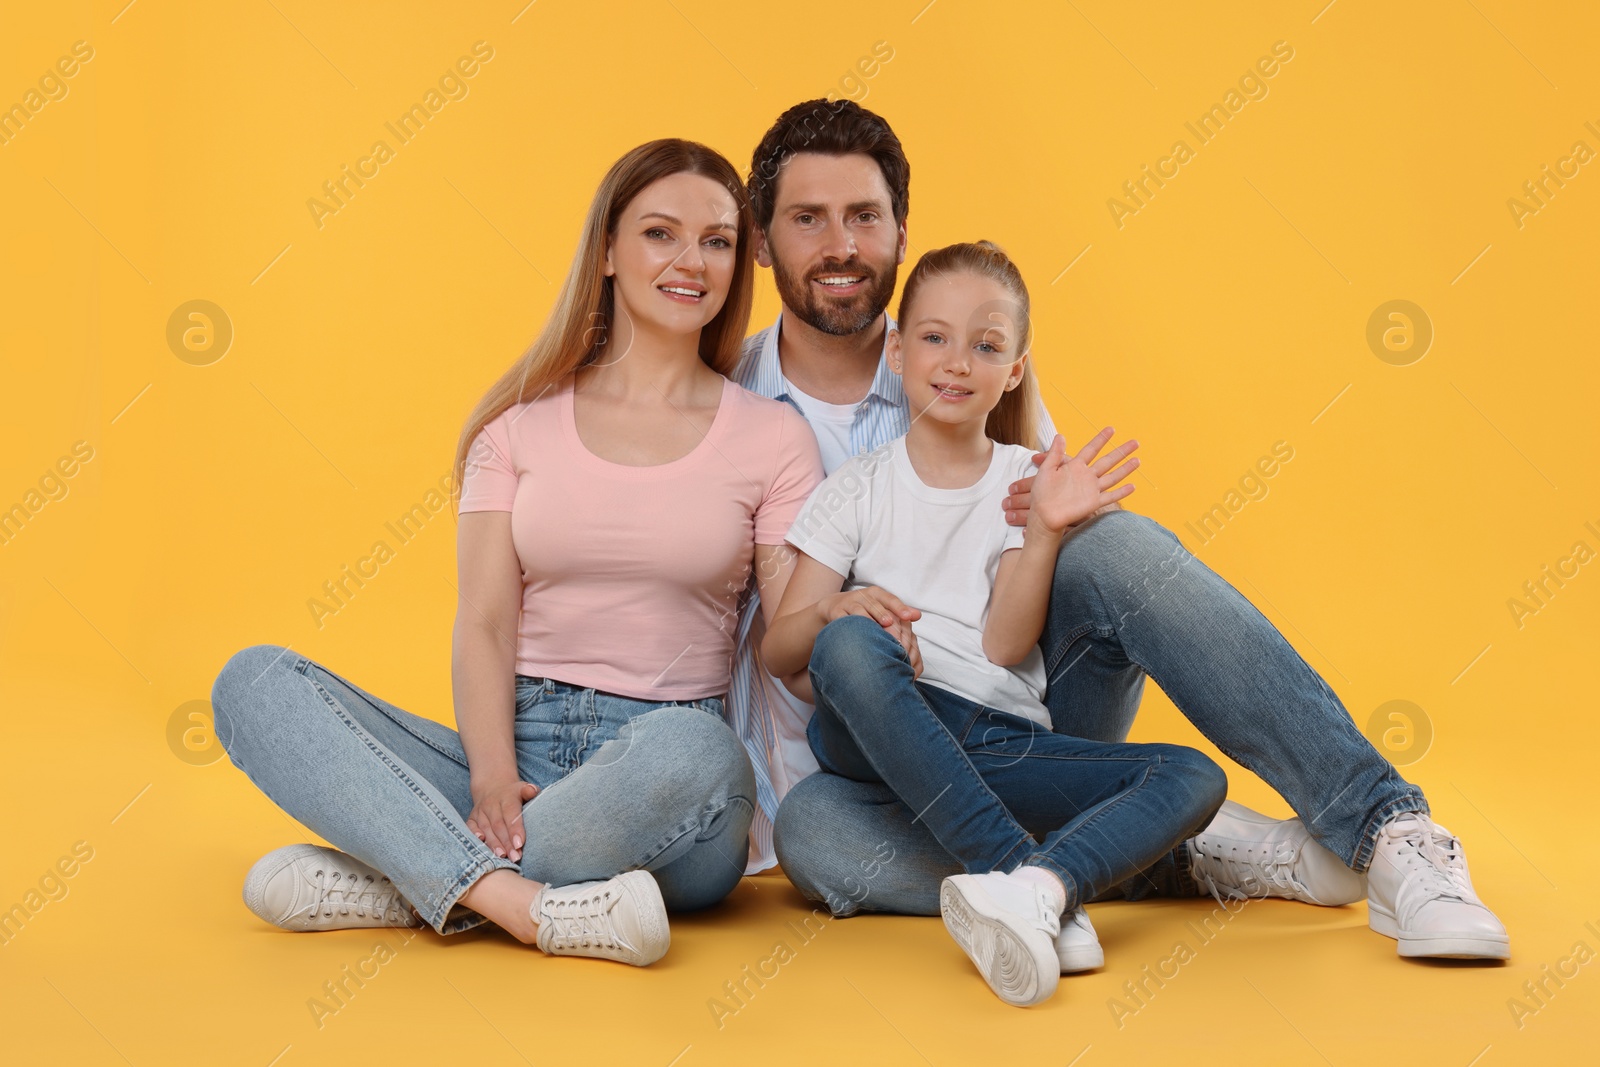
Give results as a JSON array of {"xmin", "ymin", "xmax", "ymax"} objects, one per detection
[
  {"xmin": 605, "ymin": 171, "xmax": 740, "ymax": 342},
  {"xmin": 889, "ymin": 271, "xmax": 1029, "ymax": 429}
]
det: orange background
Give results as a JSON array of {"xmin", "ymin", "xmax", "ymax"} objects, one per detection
[{"xmin": 2, "ymin": 1, "xmax": 1596, "ymax": 1062}]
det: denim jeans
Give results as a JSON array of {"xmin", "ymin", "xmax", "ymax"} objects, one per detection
[
  {"xmin": 804, "ymin": 614, "xmax": 1228, "ymax": 915},
  {"xmin": 775, "ymin": 510, "xmax": 1429, "ymax": 916},
  {"xmin": 211, "ymin": 645, "xmax": 756, "ymax": 935}
]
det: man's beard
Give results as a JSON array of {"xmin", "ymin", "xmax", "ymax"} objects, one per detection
[{"xmin": 771, "ymin": 256, "xmax": 898, "ymax": 337}]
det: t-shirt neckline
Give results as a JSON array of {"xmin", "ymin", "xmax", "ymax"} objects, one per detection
[
  {"xmin": 785, "ymin": 377, "xmax": 860, "ymax": 423},
  {"xmin": 562, "ymin": 374, "xmax": 731, "ymax": 478},
  {"xmin": 890, "ymin": 437, "xmax": 1009, "ymax": 504}
]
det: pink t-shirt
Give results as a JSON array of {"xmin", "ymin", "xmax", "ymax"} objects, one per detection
[{"xmin": 458, "ymin": 373, "xmax": 823, "ymax": 701}]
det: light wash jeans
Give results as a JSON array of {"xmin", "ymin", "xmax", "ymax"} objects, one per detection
[
  {"xmin": 804, "ymin": 614, "xmax": 1228, "ymax": 915},
  {"xmin": 775, "ymin": 510, "xmax": 1429, "ymax": 916},
  {"xmin": 211, "ymin": 645, "xmax": 756, "ymax": 935}
]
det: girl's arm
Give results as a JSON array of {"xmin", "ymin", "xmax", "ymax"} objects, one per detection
[
  {"xmin": 983, "ymin": 525, "xmax": 1065, "ymax": 667},
  {"xmin": 451, "ymin": 510, "xmax": 536, "ymax": 861},
  {"xmin": 985, "ymin": 431, "xmax": 1141, "ymax": 666},
  {"xmin": 761, "ymin": 549, "xmax": 923, "ymax": 701},
  {"xmin": 761, "ymin": 550, "xmax": 848, "ymax": 696}
]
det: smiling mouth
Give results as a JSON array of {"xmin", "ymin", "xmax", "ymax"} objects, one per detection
[
  {"xmin": 812, "ymin": 274, "xmax": 867, "ymax": 290},
  {"xmin": 658, "ymin": 284, "xmax": 706, "ymax": 300},
  {"xmin": 932, "ymin": 383, "xmax": 973, "ymax": 397}
]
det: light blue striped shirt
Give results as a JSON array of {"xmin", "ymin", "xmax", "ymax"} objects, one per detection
[{"xmin": 730, "ymin": 309, "xmax": 1060, "ymax": 872}]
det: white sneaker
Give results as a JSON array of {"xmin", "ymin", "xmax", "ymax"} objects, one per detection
[
  {"xmin": 533, "ymin": 870, "xmax": 669, "ymax": 966},
  {"xmin": 940, "ymin": 872, "xmax": 1061, "ymax": 1007},
  {"xmin": 1366, "ymin": 813, "xmax": 1509, "ymax": 959},
  {"xmin": 1188, "ymin": 800, "xmax": 1367, "ymax": 906},
  {"xmin": 1055, "ymin": 907, "xmax": 1104, "ymax": 973},
  {"xmin": 243, "ymin": 844, "xmax": 420, "ymax": 931}
]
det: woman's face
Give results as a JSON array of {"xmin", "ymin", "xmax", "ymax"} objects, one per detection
[
  {"xmin": 889, "ymin": 271, "xmax": 1029, "ymax": 428},
  {"xmin": 605, "ymin": 171, "xmax": 740, "ymax": 342}
]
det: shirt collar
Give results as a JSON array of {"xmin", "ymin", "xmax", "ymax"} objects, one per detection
[{"xmin": 755, "ymin": 308, "xmax": 905, "ymax": 410}]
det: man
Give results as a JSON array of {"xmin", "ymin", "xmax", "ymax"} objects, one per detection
[{"xmin": 726, "ymin": 98, "xmax": 1508, "ymax": 964}]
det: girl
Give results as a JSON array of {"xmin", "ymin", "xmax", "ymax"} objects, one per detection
[
  {"xmin": 762, "ymin": 241, "xmax": 1228, "ymax": 1007},
  {"xmin": 210, "ymin": 139, "xmax": 824, "ymax": 965}
]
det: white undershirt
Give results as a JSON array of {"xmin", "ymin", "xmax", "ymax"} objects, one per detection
[
  {"xmin": 782, "ymin": 378, "xmax": 861, "ymax": 473},
  {"xmin": 761, "ymin": 377, "xmax": 866, "ymax": 789}
]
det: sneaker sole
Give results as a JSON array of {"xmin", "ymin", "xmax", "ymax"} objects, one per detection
[
  {"xmin": 940, "ymin": 878, "xmax": 1059, "ymax": 1007},
  {"xmin": 1368, "ymin": 903, "xmax": 1510, "ymax": 960}
]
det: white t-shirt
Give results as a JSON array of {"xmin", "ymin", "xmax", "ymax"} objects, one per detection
[
  {"xmin": 784, "ymin": 436, "xmax": 1051, "ymax": 727},
  {"xmin": 782, "ymin": 379, "xmax": 860, "ymax": 472}
]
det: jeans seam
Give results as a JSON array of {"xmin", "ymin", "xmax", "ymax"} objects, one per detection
[
  {"xmin": 1041, "ymin": 621, "xmax": 1099, "ymax": 680},
  {"xmin": 1350, "ymin": 793, "xmax": 1430, "ymax": 872},
  {"xmin": 630, "ymin": 792, "xmax": 741, "ymax": 871},
  {"xmin": 824, "ymin": 630, "xmax": 1033, "ymax": 874},
  {"xmin": 994, "ymin": 835, "xmax": 1038, "ymax": 874},
  {"xmin": 1030, "ymin": 754, "xmax": 1163, "ymax": 910},
  {"xmin": 432, "ymin": 852, "xmax": 521, "ymax": 935},
  {"xmin": 299, "ymin": 660, "xmax": 471, "ymax": 771},
  {"xmin": 572, "ymin": 687, "xmax": 604, "ymax": 766},
  {"xmin": 944, "ymin": 698, "xmax": 987, "ymax": 745},
  {"xmin": 304, "ymin": 674, "xmax": 492, "ymax": 898}
]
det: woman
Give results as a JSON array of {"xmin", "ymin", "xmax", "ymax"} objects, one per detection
[{"xmin": 211, "ymin": 139, "xmax": 824, "ymax": 966}]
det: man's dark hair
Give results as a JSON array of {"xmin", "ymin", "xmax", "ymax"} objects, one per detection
[{"xmin": 747, "ymin": 98, "xmax": 909, "ymax": 231}]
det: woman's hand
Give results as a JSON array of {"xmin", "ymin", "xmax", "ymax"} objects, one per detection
[
  {"xmin": 819, "ymin": 586, "xmax": 925, "ymax": 678},
  {"xmin": 1029, "ymin": 428, "xmax": 1140, "ymax": 535},
  {"xmin": 467, "ymin": 777, "xmax": 540, "ymax": 862}
]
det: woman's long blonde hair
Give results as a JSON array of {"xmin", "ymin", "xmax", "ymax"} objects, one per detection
[
  {"xmin": 452, "ymin": 138, "xmax": 756, "ymax": 502},
  {"xmin": 896, "ymin": 240, "xmax": 1041, "ymax": 450}
]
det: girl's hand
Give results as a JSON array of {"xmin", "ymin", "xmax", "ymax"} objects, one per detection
[
  {"xmin": 467, "ymin": 778, "xmax": 540, "ymax": 862},
  {"xmin": 821, "ymin": 586, "xmax": 924, "ymax": 678},
  {"xmin": 1029, "ymin": 428, "xmax": 1139, "ymax": 535}
]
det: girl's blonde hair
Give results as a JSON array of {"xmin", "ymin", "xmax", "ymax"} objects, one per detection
[
  {"xmin": 896, "ymin": 240, "xmax": 1041, "ymax": 450},
  {"xmin": 452, "ymin": 138, "xmax": 756, "ymax": 502}
]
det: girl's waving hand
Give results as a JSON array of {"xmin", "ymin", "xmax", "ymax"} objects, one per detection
[{"xmin": 1029, "ymin": 428, "xmax": 1140, "ymax": 536}]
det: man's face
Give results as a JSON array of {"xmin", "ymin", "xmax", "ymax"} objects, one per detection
[{"xmin": 756, "ymin": 152, "xmax": 906, "ymax": 337}]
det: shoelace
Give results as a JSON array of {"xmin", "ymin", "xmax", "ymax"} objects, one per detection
[
  {"xmin": 1382, "ymin": 817, "xmax": 1475, "ymax": 925},
  {"xmin": 540, "ymin": 885, "xmax": 626, "ymax": 950},
  {"xmin": 1191, "ymin": 842, "xmax": 1305, "ymax": 907},
  {"xmin": 311, "ymin": 867, "xmax": 407, "ymax": 922}
]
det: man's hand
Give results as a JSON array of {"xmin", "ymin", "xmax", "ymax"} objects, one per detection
[
  {"xmin": 1005, "ymin": 428, "xmax": 1140, "ymax": 528},
  {"xmin": 819, "ymin": 585, "xmax": 924, "ymax": 678}
]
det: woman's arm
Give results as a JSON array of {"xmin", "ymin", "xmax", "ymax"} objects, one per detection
[
  {"xmin": 451, "ymin": 510, "xmax": 534, "ymax": 860},
  {"xmin": 751, "ymin": 543, "xmax": 816, "ymax": 702}
]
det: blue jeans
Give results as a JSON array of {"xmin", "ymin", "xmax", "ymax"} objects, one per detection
[
  {"xmin": 776, "ymin": 510, "xmax": 1429, "ymax": 916},
  {"xmin": 805, "ymin": 615, "xmax": 1227, "ymax": 915},
  {"xmin": 211, "ymin": 645, "xmax": 756, "ymax": 934}
]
